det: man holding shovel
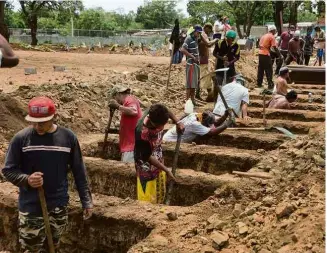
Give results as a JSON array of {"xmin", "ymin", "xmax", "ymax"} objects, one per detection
[
  {"xmin": 2, "ymin": 96, "xmax": 93, "ymax": 253},
  {"xmin": 213, "ymin": 30, "xmax": 240, "ymax": 102},
  {"xmin": 108, "ymin": 85, "xmax": 142, "ymax": 163}
]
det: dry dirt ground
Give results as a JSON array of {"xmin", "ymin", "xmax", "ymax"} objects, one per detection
[{"xmin": 0, "ymin": 50, "xmax": 325, "ymax": 253}]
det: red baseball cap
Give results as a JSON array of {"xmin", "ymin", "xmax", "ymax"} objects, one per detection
[{"xmin": 25, "ymin": 97, "xmax": 56, "ymax": 123}]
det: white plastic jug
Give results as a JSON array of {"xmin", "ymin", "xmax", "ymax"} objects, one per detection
[{"xmin": 184, "ymin": 99, "xmax": 194, "ymax": 114}]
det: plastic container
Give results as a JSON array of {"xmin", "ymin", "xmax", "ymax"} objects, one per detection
[
  {"xmin": 308, "ymin": 93, "xmax": 313, "ymax": 103},
  {"xmin": 184, "ymin": 99, "xmax": 194, "ymax": 114}
]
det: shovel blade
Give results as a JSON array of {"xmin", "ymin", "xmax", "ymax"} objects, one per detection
[{"xmin": 273, "ymin": 127, "xmax": 296, "ymax": 139}]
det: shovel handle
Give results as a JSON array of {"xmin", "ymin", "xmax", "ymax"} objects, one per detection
[
  {"xmin": 102, "ymin": 108, "xmax": 115, "ymax": 155},
  {"xmin": 165, "ymin": 133, "xmax": 182, "ymax": 205},
  {"xmin": 38, "ymin": 187, "xmax": 55, "ymax": 253}
]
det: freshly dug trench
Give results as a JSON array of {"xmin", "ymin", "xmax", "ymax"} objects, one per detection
[
  {"xmin": 97, "ymin": 136, "xmax": 260, "ymax": 175},
  {"xmin": 247, "ymin": 108, "xmax": 325, "ymax": 122},
  {"xmin": 194, "ymin": 130, "xmax": 287, "ymax": 150},
  {"xmin": 250, "ymin": 100, "xmax": 325, "ymax": 112},
  {"xmin": 72, "ymin": 157, "xmax": 239, "ymax": 206},
  {"xmin": 290, "ymin": 84, "xmax": 326, "ymax": 90},
  {"xmin": 0, "ymin": 182, "xmax": 154, "ymax": 253},
  {"xmin": 250, "ymin": 93, "xmax": 325, "ymax": 104},
  {"xmin": 235, "ymin": 118, "xmax": 321, "ymax": 134}
]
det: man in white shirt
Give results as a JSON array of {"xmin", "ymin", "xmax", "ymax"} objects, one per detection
[
  {"xmin": 213, "ymin": 17, "xmax": 224, "ymax": 40},
  {"xmin": 163, "ymin": 110, "xmax": 230, "ymax": 143},
  {"xmin": 213, "ymin": 75, "xmax": 250, "ymax": 120}
]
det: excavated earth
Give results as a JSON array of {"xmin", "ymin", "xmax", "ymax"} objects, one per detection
[{"xmin": 0, "ymin": 50, "xmax": 325, "ymax": 253}]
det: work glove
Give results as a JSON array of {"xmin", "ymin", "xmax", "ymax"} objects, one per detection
[{"xmin": 108, "ymin": 99, "xmax": 120, "ymax": 110}]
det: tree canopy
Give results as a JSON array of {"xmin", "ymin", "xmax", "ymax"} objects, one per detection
[{"xmin": 0, "ymin": 0, "xmax": 324, "ymax": 45}]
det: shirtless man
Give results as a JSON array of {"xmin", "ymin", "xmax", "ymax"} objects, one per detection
[
  {"xmin": 0, "ymin": 34, "xmax": 19, "ymax": 68},
  {"xmin": 285, "ymin": 30, "xmax": 304, "ymax": 65},
  {"xmin": 268, "ymin": 90, "xmax": 297, "ymax": 109},
  {"xmin": 273, "ymin": 67, "xmax": 290, "ymax": 96}
]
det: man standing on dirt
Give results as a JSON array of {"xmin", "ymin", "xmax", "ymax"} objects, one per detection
[
  {"xmin": 163, "ymin": 110, "xmax": 230, "ymax": 143},
  {"xmin": 108, "ymin": 85, "xmax": 142, "ymax": 163},
  {"xmin": 257, "ymin": 25, "xmax": 282, "ymax": 89},
  {"xmin": 303, "ymin": 28, "xmax": 314, "ymax": 66},
  {"xmin": 279, "ymin": 25, "xmax": 296, "ymax": 60},
  {"xmin": 0, "ymin": 34, "xmax": 19, "ymax": 68},
  {"xmin": 2, "ymin": 96, "xmax": 93, "ymax": 252},
  {"xmin": 213, "ymin": 30, "xmax": 240, "ymax": 101},
  {"xmin": 134, "ymin": 103, "xmax": 184, "ymax": 204},
  {"xmin": 197, "ymin": 23, "xmax": 218, "ymax": 101},
  {"xmin": 180, "ymin": 24, "xmax": 202, "ymax": 106},
  {"xmin": 313, "ymin": 26, "xmax": 325, "ymax": 66},
  {"xmin": 285, "ymin": 30, "xmax": 304, "ymax": 65}
]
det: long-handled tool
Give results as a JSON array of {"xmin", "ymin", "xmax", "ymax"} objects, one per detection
[
  {"xmin": 166, "ymin": 40, "xmax": 175, "ymax": 90},
  {"xmin": 263, "ymin": 93, "xmax": 267, "ymax": 127},
  {"xmin": 214, "ymin": 68, "xmax": 238, "ymax": 120},
  {"xmin": 102, "ymin": 108, "xmax": 115, "ymax": 156},
  {"xmin": 165, "ymin": 133, "xmax": 182, "ymax": 205},
  {"xmin": 38, "ymin": 186, "xmax": 55, "ymax": 253},
  {"xmin": 226, "ymin": 126, "xmax": 296, "ymax": 138}
]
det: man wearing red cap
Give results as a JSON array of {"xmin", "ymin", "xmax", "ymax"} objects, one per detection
[{"xmin": 2, "ymin": 96, "xmax": 93, "ymax": 252}]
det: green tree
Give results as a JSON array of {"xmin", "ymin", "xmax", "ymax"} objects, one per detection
[
  {"xmin": 135, "ymin": 0, "xmax": 179, "ymax": 29},
  {"xmin": 186, "ymin": 1, "xmax": 221, "ymax": 25}
]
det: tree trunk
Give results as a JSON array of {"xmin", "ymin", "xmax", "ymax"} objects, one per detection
[
  {"xmin": 288, "ymin": 1, "xmax": 298, "ymax": 27},
  {"xmin": 29, "ymin": 14, "xmax": 38, "ymax": 46},
  {"xmin": 274, "ymin": 1, "xmax": 284, "ymax": 35},
  {"xmin": 246, "ymin": 21, "xmax": 254, "ymax": 37},
  {"xmin": 236, "ymin": 21, "xmax": 243, "ymax": 39},
  {"xmin": 0, "ymin": 1, "xmax": 9, "ymax": 41}
]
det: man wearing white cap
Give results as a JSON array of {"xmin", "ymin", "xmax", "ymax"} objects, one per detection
[
  {"xmin": 285, "ymin": 30, "xmax": 304, "ymax": 65},
  {"xmin": 257, "ymin": 25, "xmax": 282, "ymax": 89},
  {"xmin": 2, "ymin": 96, "xmax": 93, "ymax": 252}
]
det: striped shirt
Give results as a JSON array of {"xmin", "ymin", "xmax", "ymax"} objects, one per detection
[
  {"xmin": 2, "ymin": 126, "xmax": 93, "ymax": 215},
  {"xmin": 182, "ymin": 35, "xmax": 199, "ymax": 63}
]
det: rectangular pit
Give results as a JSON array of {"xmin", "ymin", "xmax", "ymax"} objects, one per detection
[
  {"xmin": 250, "ymin": 93, "xmax": 325, "ymax": 104},
  {"xmin": 0, "ymin": 182, "xmax": 154, "ymax": 253},
  {"xmin": 76, "ymin": 157, "xmax": 239, "ymax": 206},
  {"xmin": 97, "ymin": 136, "xmax": 260, "ymax": 175},
  {"xmin": 250, "ymin": 100, "xmax": 325, "ymax": 112},
  {"xmin": 247, "ymin": 108, "xmax": 325, "ymax": 122}
]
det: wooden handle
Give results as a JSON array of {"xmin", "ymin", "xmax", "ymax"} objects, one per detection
[
  {"xmin": 38, "ymin": 187, "xmax": 55, "ymax": 253},
  {"xmin": 102, "ymin": 109, "xmax": 115, "ymax": 155},
  {"xmin": 165, "ymin": 133, "xmax": 182, "ymax": 205},
  {"xmin": 232, "ymin": 171, "xmax": 273, "ymax": 179}
]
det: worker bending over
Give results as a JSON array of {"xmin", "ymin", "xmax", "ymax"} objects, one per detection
[
  {"xmin": 134, "ymin": 104, "xmax": 184, "ymax": 204},
  {"xmin": 108, "ymin": 85, "xmax": 142, "ymax": 163},
  {"xmin": 285, "ymin": 30, "xmax": 304, "ymax": 65},
  {"xmin": 268, "ymin": 90, "xmax": 298, "ymax": 109},
  {"xmin": 163, "ymin": 110, "xmax": 230, "ymax": 143},
  {"xmin": 213, "ymin": 75, "xmax": 250, "ymax": 120}
]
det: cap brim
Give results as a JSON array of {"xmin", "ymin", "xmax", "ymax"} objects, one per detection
[{"xmin": 25, "ymin": 114, "xmax": 54, "ymax": 123}]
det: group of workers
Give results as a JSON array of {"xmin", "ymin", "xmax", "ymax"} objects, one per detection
[{"xmin": 0, "ymin": 19, "xmax": 323, "ymax": 252}]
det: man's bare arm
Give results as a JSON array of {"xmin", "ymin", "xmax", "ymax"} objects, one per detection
[{"xmin": 0, "ymin": 34, "xmax": 19, "ymax": 68}]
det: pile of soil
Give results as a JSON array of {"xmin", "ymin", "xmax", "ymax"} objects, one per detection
[{"xmin": 130, "ymin": 126, "xmax": 325, "ymax": 253}]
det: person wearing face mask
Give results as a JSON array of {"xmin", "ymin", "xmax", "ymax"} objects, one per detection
[
  {"xmin": 279, "ymin": 25, "xmax": 296, "ymax": 60},
  {"xmin": 285, "ymin": 30, "xmax": 304, "ymax": 65},
  {"xmin": 180, "ymin": 24, "xmax": 202, "ymax": 106},
  {"xmin": 222, "ymin": 16, "xmax": 232, "ymax": 39}
]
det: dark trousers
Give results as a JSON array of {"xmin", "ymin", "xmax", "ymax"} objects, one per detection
[
  {"xmin": 271, "ymin": 51, "xmax": 283, "ymax": 75},
  {"xmin": 304, "ymin": 54, "xmax": 310, "ymax": 66},
  {"xmin": 285, "ymin": 52, "xmax": 301, "ymax": 65},
  {"xmin": 257, "ymin": 54, "xmax": 274, "ymax": 88}
]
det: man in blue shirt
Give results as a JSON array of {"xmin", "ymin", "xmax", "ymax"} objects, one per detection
[{"xmin": 2, "ymin": 96, "xmax": 93, "ymax": 252}]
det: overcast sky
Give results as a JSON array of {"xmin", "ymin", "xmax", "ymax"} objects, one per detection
[{"xmin": 83, "ymin": 0, "xmax": 189, "ymax": 15}]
